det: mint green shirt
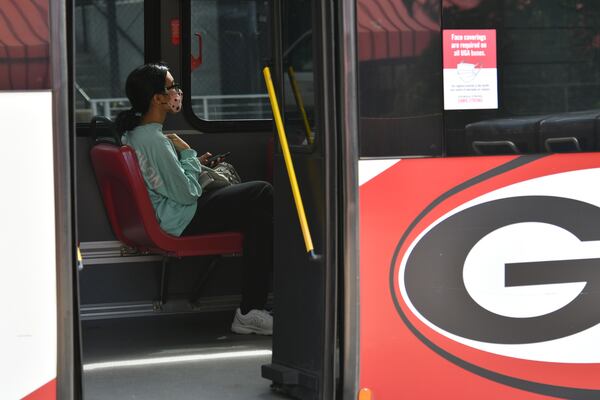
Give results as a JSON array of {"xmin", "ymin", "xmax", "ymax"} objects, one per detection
[{"xmin": 122, "ymin": 123, "xmax": 202, "ymax": 236}]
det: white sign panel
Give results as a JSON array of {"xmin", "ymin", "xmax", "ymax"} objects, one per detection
[{"xmin": 443, "ymin": 29, "xmax": 498, "ymax": 110}]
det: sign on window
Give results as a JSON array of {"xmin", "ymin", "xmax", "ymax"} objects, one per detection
[{"xmin": 443, "ymin": 29, "xmax": 498, "ymax": 110}]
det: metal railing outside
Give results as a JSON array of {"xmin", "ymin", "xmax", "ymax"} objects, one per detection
[{"xmin": 84, "ymin": 94, "xmax": 271, "ymax": 121}]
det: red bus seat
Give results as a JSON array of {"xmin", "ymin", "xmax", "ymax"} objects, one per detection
[
  {"xmin": 89, "ymin": 141, "xmax": 243, "ymax": 307},
  {"xmin": 90, "ymin": 143, "xmax": 243, "ymax": 256}
]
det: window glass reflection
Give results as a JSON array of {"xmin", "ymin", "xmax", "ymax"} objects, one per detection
[
  {"xmin": 357, "ymin": 0, "xmax": 600, "ymax": 157},
  {"xmin": 282, "ymin": 0, "xmax": 316, "ymax": 146},
  {"xmin": 0, "ymin": 0, "xmax": 50, "ymax": 91},
  {"xmin": 357, "ymin": 0, "xmax": 443, "ymax": 157}
]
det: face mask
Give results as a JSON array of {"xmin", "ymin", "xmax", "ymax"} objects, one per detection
[{"xmin": 167, "ymin": 89, "xmax": 183, "ymax": 113}]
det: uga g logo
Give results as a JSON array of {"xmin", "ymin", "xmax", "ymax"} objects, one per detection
[
  {"xmin": 404, "ymin": 195, "xmax": 600, "ymax": 344},
  {"xmin": 393, "ymin": 167, "xmax": 600, "ymax": 397}
]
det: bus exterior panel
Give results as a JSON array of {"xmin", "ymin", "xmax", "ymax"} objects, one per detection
[
  {"xmin": 0, "ymin": 91, "xmax": 57, "ymax": 399},
  {"xmin": 359, "ymin": 154, "xmax": 600, "ymax": 399},
  {"xmin": 0, "ymin": 0, "xmax": 72, "ymax": 398}
]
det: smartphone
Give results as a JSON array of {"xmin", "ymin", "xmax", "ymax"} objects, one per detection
[{"xmin": 207, "ymin": 152, "xmax": 230, "ymax": 163}]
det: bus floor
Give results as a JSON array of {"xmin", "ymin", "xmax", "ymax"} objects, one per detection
[{"xmin": 81, "ymin": 310, "xmax": 288, "ymax": 400}]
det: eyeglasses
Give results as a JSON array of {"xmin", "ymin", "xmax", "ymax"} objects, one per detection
[{"xmin": 165, "ymin": 83, "xmax": 181, "ymax": 92}]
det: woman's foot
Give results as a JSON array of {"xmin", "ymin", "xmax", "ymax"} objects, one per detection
[{"xmin": 231, "ymin": 308, "xmax": 273, "ymax": 335}]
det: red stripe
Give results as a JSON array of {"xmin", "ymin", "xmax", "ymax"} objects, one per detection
[{"xmin": 21, "ymin": 379, "xmax": 56, "ymax": 400}]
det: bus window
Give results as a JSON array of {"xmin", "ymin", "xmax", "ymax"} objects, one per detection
[
  {"xmin": 74, "ymin": 0, "xmax": 144, "ymax": 122},
  {"xmin": 188, "ymin": 0, "xmax": 271, "ymax": 122},
  {"xmin": 444, "ymin": 1, "xmax": 600, "ymax": 156},
  {"xmin": 358, "ymin": 1, "xmax": 600, "ymax": 158}
]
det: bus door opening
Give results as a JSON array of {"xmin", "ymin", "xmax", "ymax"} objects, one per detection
[{"xmin": 73, "ymin": 1, "xmax": 289, "ymax": 399}]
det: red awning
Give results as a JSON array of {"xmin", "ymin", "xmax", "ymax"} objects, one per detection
[
  {"xmin": 357, "ymin": 0, "xmax": 439, "ymax": 61},
  {"xmin": 0, "ymin": 0, "xmax": 50, "ymax": 90},
  {"xmin": 357, "ymin": 0, "xmax": 483, "ymax": 61}
]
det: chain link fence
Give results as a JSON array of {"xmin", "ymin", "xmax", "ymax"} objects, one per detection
[
  {"xmin": 75, "ymin": 0, "xmax": 144, "ymax": 121},
  {"xmin": 189, "ymin": 0, "xmax": 272, "ymax": 121}
]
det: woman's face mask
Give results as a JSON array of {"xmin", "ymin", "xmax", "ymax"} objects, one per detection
[{"xmin": 164, "ymin": 83, "xmax": 183, "ymax": 113}]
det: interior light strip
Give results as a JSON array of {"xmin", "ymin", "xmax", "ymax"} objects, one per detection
[{"xmin": 83, "ymin": 349, "xmax": 272, "ymax": 371}]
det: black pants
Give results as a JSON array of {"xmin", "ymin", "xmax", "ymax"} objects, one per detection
[{"xmin": 182, "ymin": 181, "xmax": 273, "ymax": 313}]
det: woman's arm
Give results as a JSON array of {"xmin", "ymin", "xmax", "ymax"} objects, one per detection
[{"xmin": 147, "ymin": 137, "xmax": 203, "ymax": 205}]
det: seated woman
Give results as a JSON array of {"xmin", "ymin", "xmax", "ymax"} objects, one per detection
[{"xmin": 115, "ymin": 63, "xmax": 273, "ymax": 335}]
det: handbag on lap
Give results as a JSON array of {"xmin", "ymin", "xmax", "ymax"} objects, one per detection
[{"xmin": 198, "ymin": 162, "xmax": 241, "ymax": 190}]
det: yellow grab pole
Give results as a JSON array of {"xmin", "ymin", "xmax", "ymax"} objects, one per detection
[
  {"xmin": 287, "ymin": 66, "xmax": 313, "ymax": 145},
  {"xmin": 77, "ymin": 246, "xmax": 83, "ymax": 270},
  {"xmin": 263, "ymin": 66, "xmax": 314, "ymax": 254}
]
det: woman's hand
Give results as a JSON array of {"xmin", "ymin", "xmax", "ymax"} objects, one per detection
[
  {"xmin": 198, "ymin": 152, "xmax": 214, "ymax": 166},
  {"xmin": 166, "ymin": 133, "xmax": 191, "ymax": 151},
  {"xmin": 199, "ymin": 152, "xmax": 225, "ymax": 168}
]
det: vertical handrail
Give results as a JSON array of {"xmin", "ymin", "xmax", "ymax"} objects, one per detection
[
  {"xmin": 103, "ymin": 100, "xmax": 111, "ymax": 119},
  {"xmin": 203, "ymin": 97, "xmax": 209, "ymax": 119},
  {"xmin": 287, "ymin": 66, "xmax": 313, "ymax": 145},
  {"xmin": 263, "ymin": 66, "xmax": 319, "ymax": 260}
]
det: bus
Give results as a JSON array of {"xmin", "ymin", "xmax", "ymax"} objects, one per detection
[{"xmin": 4, "ymin": 0, "xmax": 600, "ymax": 399}]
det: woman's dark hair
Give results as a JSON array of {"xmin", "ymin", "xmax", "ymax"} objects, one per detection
[{"xmin": 114, "ymin": 63, "xmax": 170, "ymax": 134}]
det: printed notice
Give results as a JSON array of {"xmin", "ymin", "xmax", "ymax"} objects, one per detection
[{"xmin": 443, "ymin": 29, "xmax": 498, "ymax": 110}]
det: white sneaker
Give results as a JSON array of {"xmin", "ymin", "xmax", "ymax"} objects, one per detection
[{"xmin": 231, "ymin": 308, "xmax": 273, "ymax": 335}]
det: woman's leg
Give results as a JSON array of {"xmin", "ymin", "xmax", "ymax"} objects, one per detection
[{"xmin": 183, "ymin": 181, "xmax": 273, "ymax": 312}]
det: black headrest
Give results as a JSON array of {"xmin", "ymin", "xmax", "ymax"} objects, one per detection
[{"xmin": 90, "ymin": 116, "xmax": 122, "ymax": 146}]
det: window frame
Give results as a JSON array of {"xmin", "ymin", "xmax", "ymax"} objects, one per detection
[
  {"xmin": 144, "ymin": 0, "xmax": 161, "ymax": 64},
  {"xmin": 180, "ymin": 0, "xmax": 272, "ymax": 133}
]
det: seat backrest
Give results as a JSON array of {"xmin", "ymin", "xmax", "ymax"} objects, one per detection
[
  {"xmin": 90, "ymin": 115, "xmax": 123, "ymax": 145},
  {"xmin": 90, "ymin": 143, "xmax": 165, "ymax": 250}
]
